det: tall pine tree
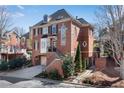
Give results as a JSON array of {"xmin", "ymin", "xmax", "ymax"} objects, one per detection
[{"xmin": 75, "ymin": 44, "xmax": 82, "ymax": 72}]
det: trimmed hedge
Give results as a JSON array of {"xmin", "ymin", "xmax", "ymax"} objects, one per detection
[
  {"xmin": 8, "ymin": 57, "xmax": 26, "ymax": 69},
  {"xmin": 0, "ymin": 57, "xmax": 28, "ymax": 71},
  {"xmin": 0, "ymin": 60, "xmax": 8, "ymax": 71},
  {"xmin": 48, "ymin": 69, "xmax": 63, "ymax": 80}
]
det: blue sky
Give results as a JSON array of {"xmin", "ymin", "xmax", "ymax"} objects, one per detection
[{"xmin": 6, "ymin": 5, "xmax": 99, "ymax": 33}]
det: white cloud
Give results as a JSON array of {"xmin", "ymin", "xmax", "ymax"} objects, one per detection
[
  {"xmin": 12, "ymin": 12, "xmax": 25, "ymax": 17},
  {"xmin": 17, "ymin": 5, "xmax": 24, "ymax": 10}
]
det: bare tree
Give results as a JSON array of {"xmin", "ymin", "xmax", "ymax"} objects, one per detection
[
  {"xmin": 13, "ymin": 27, "xmax": 25, "ymax": 37},
  {"xmin": 95, "ymin": 5, "xmax": 124, "ymax": 79},
  {"xmin": 0, "ymin": 6, "xmax": 12, "ymax": 38}
]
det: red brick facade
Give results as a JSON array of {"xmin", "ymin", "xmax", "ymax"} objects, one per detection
[{"xmin": 30, "ymin": 9, "xmax": 94, "ymax": 75}]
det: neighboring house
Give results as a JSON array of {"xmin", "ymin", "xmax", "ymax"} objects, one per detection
[
  {"xmin": 30, "ymin": 9, "xmax": 94, "ymax": 75},
  {"xmin": 21, "ymin": 32, "xmax": 32, "ymax": 51},
  {"xmin": 0, "ymin": 30, "xmax": 23, "ymax": 61},
  {"xmin": 20, "ymin": 32, "xmax": 32, "ymax": 60}
]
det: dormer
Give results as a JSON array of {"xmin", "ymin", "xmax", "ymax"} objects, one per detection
[
  {"xmin": 56, "ymin": 15, "xmax": 64, "ymax": 20},
  {"xmin": 43, "ymin": 14, "xmax": 51, "ymax": 23}
]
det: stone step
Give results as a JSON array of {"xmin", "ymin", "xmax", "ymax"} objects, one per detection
[{"xmin": 72, "ymin": 70, "xmax": 93, "ymax": 83}]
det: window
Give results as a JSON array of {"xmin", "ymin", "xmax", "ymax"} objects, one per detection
[
  {"xmin": 35, "ymin": 29, "xmax": 38, "ymax": 36},
  {"xmin": 82, "ymin": 41, "xmax": 87, "ymax": 47},
  {"xmin": 38, "ymin": 28, "xmax": 40, "ymax": 34},
  {"xmin": 33, "ymin": 28, "xmax": 38, "ymax": 36},
  {"xmin": 52, "ymin": 24, "xmax": 56, "ymax": 34},
  {"xmin": 42, "ymin": 27, "xmax": 48, "ymax": 35},
  {"xmin": 33, "ymin": 29, "xmax": 36, "ymax": 36},
  {"xmin": 61, "ymin": 23, "xmax": 67, "ymax": 46},
  {"xmin": 56, "ymin": 16, "xmax": 64, "ymax": 20},
  {"xmin": 40, "ymin": 38, "xmax": 48, "ymax": 53},
  {"xmin": 34, "ymin": 40, "xmax": 38, "ymax": 50}
]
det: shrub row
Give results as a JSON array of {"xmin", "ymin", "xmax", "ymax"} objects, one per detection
[
  {"xmin": 36, "ymin": 69, "xmax": 63, "ymax": 80},
  {"xmin": 0, "ymin": 57, "xmax": 30, "ymax": 71}
]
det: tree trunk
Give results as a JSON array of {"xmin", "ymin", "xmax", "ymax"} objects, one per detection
[{"xmin": 120, "ymin": 59, "xmax": 124, "ymax": 79}]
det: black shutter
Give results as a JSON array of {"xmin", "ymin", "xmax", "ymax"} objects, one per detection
[
  {"xmin": 48, "ymin": 26, "xmax": 52, "ymax": 35},
  {"xmin": 56, "ymin": 24, "xmax": 58, "ymax": 34},
  {"xmin": 33, "ymin": 29, "xmax": 35, "ymax": 36},
  {"xmin": 40, "ymin": 28, "xmax": 42, "ymax": 35}
]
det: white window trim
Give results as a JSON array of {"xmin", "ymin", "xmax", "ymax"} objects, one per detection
[
  {"xmin": 42, "ymin": 27, "xmax": 48, "ymax": 35},
  {"xmin": 40, "ymin": 38, "xmax": 48, "ymax": 53},
  {"xmin": 61, "ymin": 23, "xmax": 67, "ymax": 46},
  {"xmin": 52, "ymin": 24, "xmax": 57, "ymax": 35}
]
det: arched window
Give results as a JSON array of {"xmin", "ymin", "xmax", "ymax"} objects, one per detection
[{"xmin": 60, "ymin": 23, "xmax": 67, "ymax": 46}]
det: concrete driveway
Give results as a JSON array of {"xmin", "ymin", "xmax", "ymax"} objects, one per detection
[{"xmin": 0, "ymin": 65, "xmax": 43, "ymax": 79}]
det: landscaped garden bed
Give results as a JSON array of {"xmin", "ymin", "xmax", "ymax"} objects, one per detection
[
  {"xmin": 82, "ymin": 71, "xmax": 121, "ymax": 87},
  {"xmin": 35, "ymin": 70, "xmax": 63, "ymax": 81}
]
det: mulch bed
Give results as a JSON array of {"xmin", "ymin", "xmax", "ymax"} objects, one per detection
[{"xmin": 82, "ymin": 71, "xmax": 122, "ymax": 87}]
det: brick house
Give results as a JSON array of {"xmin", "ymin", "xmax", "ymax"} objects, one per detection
[
  {"xmin": 30, "ymin": 9, "xmax": 94, "ymax": 75},
  {"xmin": 0, "ymin": 30, "xmax": 24, "ymax": 61},
  {"xmin": 21, "ymin": 32, "xmax": 32, "ymax": 51}
]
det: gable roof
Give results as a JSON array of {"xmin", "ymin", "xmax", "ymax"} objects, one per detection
[
  {"xmin": 2, "ymin": 27, "xmax": 22, "ymax": 38},
  {"xmin": 77, "ymin": 18, "xmax": 89, "ymax": 24},
  {"xmin": 33, "ymin": 9, "xmax": 90, "ymax": 27},
  {"xmin": 3, "ymin": 30, "xmax": 20, "ymax": 37},
  {"xmin": 22, "ymin": 32, "xmax": 29, "ymax": 39},
  {"xmin": 49, "ymin": 9, "xmax": 72, "ymax": 21}
]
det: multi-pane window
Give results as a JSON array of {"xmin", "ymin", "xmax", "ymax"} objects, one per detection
[
  {"xmin": 37, "ymin": 28, "xmax": 42, "ymax": 35},
  {"xmin": 42, "ymin": 27, "xmax": 48, "ymax": 35},
  {"xmin": 40, "ymin": 38, "xmax": 48, "ymax": 53},
  {"xmin": 52, "ymin": 24, "xmax": 56, "ymax": 35},
  {"xmin": 33, "ymin": 28, "xmax": 38, "ymax": 36},
  {"xmin": 38, "ymin": 28, "xmax": 40, "ymax": 34},
  {"xmin": 61, "ymin": 23, "xmax": 67, "ymax": 46},
  {"xmin": 34, "ymin": 40, "xmax": 38, "ymax": 51}
]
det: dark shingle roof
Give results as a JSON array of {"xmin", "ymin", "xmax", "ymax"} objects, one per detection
[
  {"xmin": 33, "ymin": 9, "xmax": 90, "ymax": 27},
  {"xmin": 33, "ymin": 20, "xmax": 45, "ymax": 27},
  {"xmin": 77, "ymin": 18, "xmax": 89, "ymax": 24},
  {"xmin": 49, "ymin": 9, "xmax": 72, "ymax": 21},
  {"xmin": 22, "ymin": 32, "xmax": 29, "ymax": 39}
]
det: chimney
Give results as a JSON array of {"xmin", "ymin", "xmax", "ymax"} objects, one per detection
[
  {"xmin": 76, "ymin": 16, "xmax": 78, "ymax": 19},
  {"xmin": 43, "ymin": 14, "xmax": 48, "ymax": 23}
]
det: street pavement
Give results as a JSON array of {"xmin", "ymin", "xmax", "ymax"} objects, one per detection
[
  {"xmin": 0, "ymin": 65, "xmax": 94, "ymax": 88},
  {"xmin": 0, "ymin": 65, "xmax": 43, "ymax": 79},
  {"xmin": 0, "ymin": 76, "xmax": 91, "ymax": 88}
]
